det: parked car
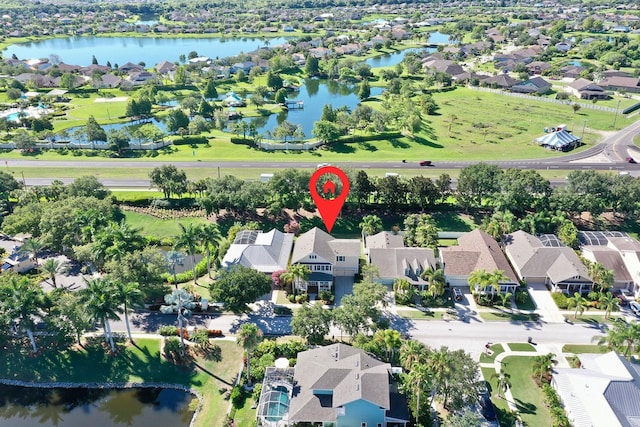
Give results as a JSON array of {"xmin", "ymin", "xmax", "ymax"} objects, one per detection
[
  {"xmin": 419, "ymin": 160, "xmax": 432, "ymax": 166},
  {"xmin": 626, "ymin": 157, "xmax": 636, "ymax": 164},
  {"xmin": 630, "ymin": 301, "xmax": 640, "ymax": 317},
  {"xmin": 613, "ymin": 289, "xmax": 634, "ymax": 305},
  {"xmin": 453, "ymin": 288, "xmax": 463, "ymax": 302},
  {"xmin": 316, "ymin": 163, "xmax": 331, "ymax": 169},
  {"xmin": 477, "ymin": 384, "xmax": 497, "ymax": 421}
]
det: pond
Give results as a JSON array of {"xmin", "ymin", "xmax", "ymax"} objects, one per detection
[
  {"xmin": 3, "ymin": 36, "xmax": 291, "ymax": 67},
  {"xmin": 427, "ymin": 31, "xmax": 451, "ymax": 44},
  {"xmin": 0, "ymin": 385, "xmax": 196, "ymax": 427},
  {"xmin": 239, "ymin": 78, "xmax": 385, "ymax": 138},
  {"xmin": 63, "ymin": 118, "xmax": 168, "ymax": 144},
  {"xmin": 364, "ymin": 47, "xmax": 434, "ymax": 68}
]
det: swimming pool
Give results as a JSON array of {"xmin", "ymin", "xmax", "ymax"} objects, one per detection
[{"xmin": 265, "ymin": 385, "xmax": 290, "ymax": 421}]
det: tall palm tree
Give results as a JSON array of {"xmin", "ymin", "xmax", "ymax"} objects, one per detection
[
  {"xmin": 400, "ymin": 339, "xmax": 429, "ymax": 371},
  {"xmin": 491, "ymin": 371, "xmax": 512, "ymax": 399},
  {"xmin": 237, "ymin": 322, "xmax": 263, "ymax": 386},
  {"xmin": 160, "ymin": 288, "xmax": 196, "ymax": 356},
  {"xmin": 19, "ymin": 237, "xmax": 47, "ymax": 266},
  {"xmin": 281, "ymin": 264, "xmax": 311, "ymax": 296},
  {"xmin": 359, "ymin": 214, "xmax": 383, "ymax": 241},
  {"xmin": 174, "ymin": 223, "xmax": 202, "ymax": 285},
  {"xmin": 428, "ymin": 347, "xmax": 452, "ymax": 407},
  {"xmin": 0, "ymin": 276, "xmax": 44, "ymax": 353},
  {"xmin": 489, "ymin": 269, "xmax": 509, "ymax": 298},
  {"xmin": 599, "ymin": 292, "xmax": 619, "ymax": 319},
  {"xmin": 166, "ymin": 250, "xmax": 185, "ymax": 288},
  {"xmin": 40, "ymin": 258, "xmax": 68, "ymax": 288},
  {"xmin": 421, "ymin": 267, "xmax": 446, "ymax": 297},
  {"xmin": 113, "ymin": 280, "xmax": 144, "ymax": 343},
  {"xmin": 199, "ymin": 223, "xmax": 222, "ymax": 279},
  {"xmin": 587, "ymin": 261, "xmax": 614, "ymax": 294},
  {"xmin": 373, "ymin": 329, "xmax": 402, "ymax": 363},
  {"xmin": 406, "ymin": 363, "xmax": 431, "ymax": 426},
  {"xmin": 568, "ymin": 292, "xmax": 589, "ymax": 319},
  {"xmin": 497, "ymin": 292, "xmax": 513, "ymax": 311},
  {"xmin": 80, "ymin": 278, "xmax": 121, "ymax": 352}
]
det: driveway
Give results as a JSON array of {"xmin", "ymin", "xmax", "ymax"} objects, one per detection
[
  {"xmin": 334, "ymin": 276, "xmax": 354, "ymax": 306},
  {"xmin": 528, "ymin": 283, "xmax": 566, "ymax": 323}
]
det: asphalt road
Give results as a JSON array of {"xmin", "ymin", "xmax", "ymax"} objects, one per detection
[{"xmin": 112, "ymin": 310, "xmax": 608, "ymax": 361}]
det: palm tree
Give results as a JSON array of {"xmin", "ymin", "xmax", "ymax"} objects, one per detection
[
  {"xmin": 281, "ymin": 264, "xmax": 311, "ymax": 296},
  {"xmin": 568, "ymin": 292, "xmax": 589, "ymax": 319},
  {"xmin": 166, "ymin": 250, "xmax": 185, "ymax": 288},
  {"xmin": 599, "ymin": 292, "xmax": 619, "ymax": 319},
  {"xmin": 587, "ymin": 261, "xmax": 614, "ymax": 294},
  {"xmin": 237, "ymin": 322, "xmax": 263, "ymax": 387},
  {"xmin": 359, "ymin": 214, "xmax": 383, "ymax": 241},
  {"xmin": 428, "ymin": 347, "xmax": 452, "ymax": 407},
  {"xmin": 113, "ymin": 281, "xmax": 144, "ymax": 343},
  {"xmin": 373, "ymin": 329, "xmax": 402, "ymax": 363},
  {"xmin": 468, "ymin": 269, "xmax": 492, "ymax": 296},
  {"xmin": 199, "ymin": 223, "xmax": 222, "ymax": 279},
  {"xmin": 80, "ymin": 278, "xmax": 121, "ymax": 352},
  {"xmin": 489, "ymin": 269, "xmax": 509, "ymax": 298},
  {"xmin": 421, "ymin": 267, "xmax": 446, "ymax": 297},
  {"xmin": 160, "ymin": 288, "xmax": 196, "ymax": 356},
  {"xmin": 40, "ymin": 258, "xmax": 68, "ymax": 288},
  {"xmin": 0, "ymin": 276, "xmax": 44, "ymax": 353},
  {"xmin": 406, "ymin": 363, "xmax": 431, "ymax": 426},
  {"xmin": 19, "ymin": 237, "xmax": 47, "ymax": 266},
  {"xmin": 532, "ymin": 353, "xmax": 557, "ymax": 385},
  {"xmin": 400, "ymin": 339, "xmax": 428, "ymax": 371},
  {"xmin": 491, "ymin": 371, "xmax": 512, "ymax": 399},
  {"xmin": 174, "ymin": 223, "xmax": 202, "ymax": 285},
  {"xmin": 498, "ymin": 292, "xmax": 513, "ymax": 311},
  {"xmin": 594, "ymin": 321, "xmax": 640, "ymax": 356}
]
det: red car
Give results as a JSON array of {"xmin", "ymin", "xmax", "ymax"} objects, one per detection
[
  {"xmin": 626, "ymin": 157, "xmax": 636, "ymax": 164},
  {"xmin": 419, "ymin": 160, "xmax": 432, "ymax": 166}
]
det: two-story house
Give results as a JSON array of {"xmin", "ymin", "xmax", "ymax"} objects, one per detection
[{"xmin": 290, "ymin": 227, "xmax": 360, "ymax": 294}]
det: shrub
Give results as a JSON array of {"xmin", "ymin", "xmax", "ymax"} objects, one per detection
[
  {"xmin": 318, "ymin": 290, "xmax": 334, "ymax": 304},
  {"xmin": 190, "ymin": 329, "xmax": 210, "ymax": 350},
  {"xmin": 230, "ymin": 385, "xmax": 244, "ymax": 408},
  {"xmin": 207, "ymin": 329, "xmax": 224, "ymax": 337},
  {"xmin": 288, "ymin": 294, "xmax": 296, "ymax": 303},
  {"xmin": 295, "ymin": 293, "xmax": 308, "ymax": 304},
  {"xmin": 551, "ymin": 292, "xmax": 569, "ymax": 309},
  {"xmin": 158, "ymin": 325, "xmax": 179, "ymax": 336},
  {"xmin": 273, "ymin": 306, "xmax": 292, "ymax": 316},
  {"xmin": 164, "ymin": 257, "xmax": 210, "ymax": 285}
]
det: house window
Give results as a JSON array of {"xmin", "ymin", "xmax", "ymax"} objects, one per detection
[
  {"xmin": 336, "ymin": 256, "xmax": 346, "ymax": 262},
  {"xmin": 309, "ymin": 255, "xmax": 317, "ymax": 260},
  {"xmin": 361, "ymin": 423, "xmax": 367, "ymax": 427}
]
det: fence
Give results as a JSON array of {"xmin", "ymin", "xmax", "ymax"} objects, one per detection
[
  {"xmin": 0, "ymin": 140, "xmax": 173, "ymax": 151},
  {"xmin": 257, "ymin": 140, "xmax": 324, "ymax": 151},
  {"xmin": 467, "ymin": 85, "xmax": 621, "ymax": 113}
]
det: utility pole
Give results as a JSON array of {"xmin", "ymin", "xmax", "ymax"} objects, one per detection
[{"xmin": 612, "ymin": 99, "xmax": 621, "ymax": 130}]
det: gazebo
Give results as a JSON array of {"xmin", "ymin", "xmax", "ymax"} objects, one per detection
[{"xmin": 535, "ymin": 129, "xmax": 581, "ymax": 151}]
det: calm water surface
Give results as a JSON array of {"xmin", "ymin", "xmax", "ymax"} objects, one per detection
[
  {"xmin": 0, "ymin": 386, "xmax": 196, "ymax": 427},
  {"xmin": 3, "ymin": 36, "xmax": 290, "ymax": 67}
]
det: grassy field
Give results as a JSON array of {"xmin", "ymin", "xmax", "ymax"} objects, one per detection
[
  {"xmin": 479, "ymin": 343, "xmax": 505, "ymax": 363},
  {"xmin": 480, "ymin": 367, "xmax": 517, "ymax": 426},
  {"xmin": 479, "ymin": 311, "xmax": 540, "ymax": 322},
  {"xmin": 498, "ymin": 356, "xmax": 553, "ymax": 427},
  {"xmin": 123, "ymin": 211, "xmax": 211, "ymax": 238},
  {"xmin": 0, "ymin": 337, "xmax": 243, "ymax": 427},
  {"xmin": 561, "ymin": 344, "xmax": 609, "ymax": 354},
  {"xmin": 396, "ymin": 309, "xmax": 448, "ymax": 320},
  {"xmin": 3, "ymin": 84, "xmax": 628, "ymax": 165}
]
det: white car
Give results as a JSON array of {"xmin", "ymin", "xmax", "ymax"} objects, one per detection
[
  {"xmin": 630, "ymin": 301, "xmax": 640, "ymax": 317},
  {"xmin": 316, "ymin": 163, "xmax": 331, "ymax": 169}
]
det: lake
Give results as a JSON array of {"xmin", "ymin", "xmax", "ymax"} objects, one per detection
[
  {"xmin": 241, "ymin": 78, "xmax": 385, "ymax": 137},
  {"xmin": 365, "ymin": 47, "xmax": 434, "ymax": 68},
  {"xmin": 0, "ymin": 385, "xmax": 196, "ymax": 427},
  {"xmin": 3, "ymin": 36, "xmax": 291, "ymax": 67}
]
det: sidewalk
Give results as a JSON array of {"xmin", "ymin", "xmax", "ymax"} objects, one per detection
[{"xmin": 479, "ymin": 342, "xmax": 572, "ymax": 414}]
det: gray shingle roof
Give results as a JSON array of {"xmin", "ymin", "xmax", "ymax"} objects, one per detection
[
  {"xmin": 288, "ymin": 344, "xmax": 393, "ymax": 423},
  {"xmin": 369, "ymin": 247, "xmax": 437, "ymax": 283},
  {"xmin": 291, "ymin": 227, "xmax": 359, "ymax": 264},
  {"xmin": 366, "ymin": 231, "xmax": 404, "ymax": 249}
]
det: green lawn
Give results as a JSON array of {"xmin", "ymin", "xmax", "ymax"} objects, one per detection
[
  {"xmin": 396, "ymin": 309, "xmax": 447, "ymax": 320},
  {"xmin": 123, "ymin": 211, "xmax": 211, "ymax": 238},
  {"xmin": 499, "ymin": 356, "xmax": 553, "ymax": 427},
  {"xmin": 561, "ymin": 344, "xmax": 609, "ymax": 354},
  {"xmin": 479, "ymin": 343, "xmax": 505, "ymax": 363},
  {"xmin": 507, "ymin": 343, "xmax": 536, "ymax": 352},
  {"xmin": 0, "ymin": 337, "xmax": 243, "ymax": 427},
  {"xmin": 479, "ymin": 311, "xmax": 540, "ymax": 322},
  {"xmin": 514, "ymin": 289, "xmax": 536, "ymax": 311},
  {"xmin": 481, "ymin": 367, "xmax": 517, "ymax": 426}
]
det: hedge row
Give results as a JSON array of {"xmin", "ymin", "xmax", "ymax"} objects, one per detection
[{"xmin": 163, "ymin": 256, "xmax": 210, "ymax": 285}]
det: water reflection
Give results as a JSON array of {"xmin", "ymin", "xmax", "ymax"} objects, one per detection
[{"xmin": 0, "ymin": 385, "xmax": 195, "ymax": 427}]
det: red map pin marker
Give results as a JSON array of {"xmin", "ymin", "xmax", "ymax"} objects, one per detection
[{"xmin": 309, "ymin": 166, "xmax": 350, "ymax": 233}]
